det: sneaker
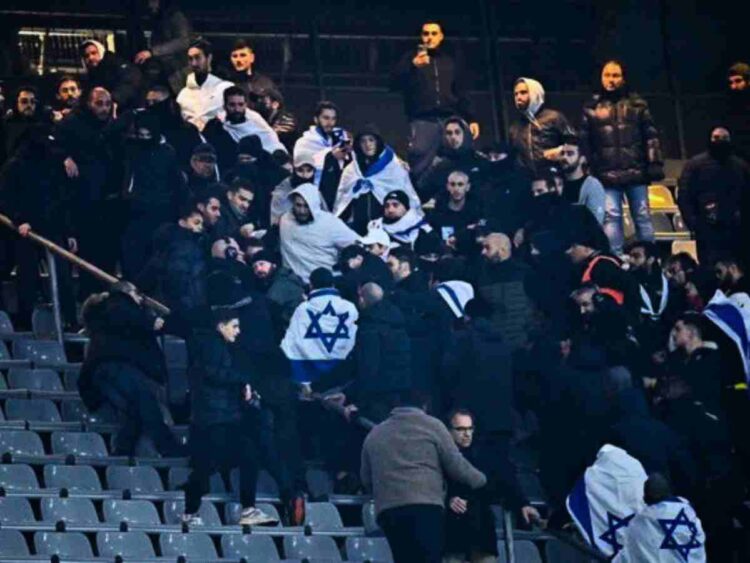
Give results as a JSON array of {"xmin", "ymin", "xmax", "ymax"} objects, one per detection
[
  {"xmin": 181, "ymin": 513, "xmax": 204, "ymax": 526},
  {"xmin": 239, "ymin": 506, "xmax": 278, "ymax": 526},
  {"xmin": 287, "ymin": 495, "xmax": 306, "ymax": 526}
]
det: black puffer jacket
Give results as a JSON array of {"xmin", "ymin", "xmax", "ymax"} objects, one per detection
[
  {"xmin": 508, "ymin": 107, "xmax": 573, "ymax": 174},
  {"xmin": 85, "ymin": 52, "xmax": 143, "ymax": 110},
  {"xmin": 580, "ymin": 89, "xmax": 664, "ymax": 187}
]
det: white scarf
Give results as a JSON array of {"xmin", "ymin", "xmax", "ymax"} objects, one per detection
[
  {"xmin": 217, "ymin": 109, "xmax": 287, "ymax": 154},
  {"xmin": 435, "ymin": 281, "xmax": 475, "ymax": 318},
  {"xmin": 293, "ymin": 125, "xmax": 343, "ymax": 183},
  {"xmin": 639, "ymin": 273, "xmax": 669, "ymax": 319},
  {"xmin": 368, "ymin": 208, "xmax": 431, "ymax": 247}
]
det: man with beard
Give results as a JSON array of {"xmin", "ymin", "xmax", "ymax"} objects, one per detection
[
  {"xmin": 176, "ymin": 38, "xmax": 233, "ymax": 131},
  {"xmin": 509, "ymin": 77, "xmax": 573, "ymax": 175},
  {"xmin": 120, "ymin": 109, "xmax": 185, "ymax": 279},
  {"xmin": 580, "ymin": 60, "xmax": 664, "ymax": 256},
  {"xmin": 678, "ymin": 126, "xmax": 750, "ymax": 265},
  {"xmin": 54, "ymin": 86, "xmax": 123, "ymax": 296},
  {"xmin": 145, "ymin": 84, "xmax": 202, "ymax": 172},
  {"xmin": 559, "ymin": 135, "xmax": 606, "ymax": 225},
  {"xmin": 80, "ymin": 39, "xmax": 142, "ymax": 111},
  {"xmin": 367, "ymin": 190, "xmax": 432, "ymax": 250},
  {"xmin": 194, "ymin": 188, "xmax": 222, "ymax": 239},
  {"xmin": 418, "ymin": 117, "xmax": 488, "ymax": 203},
  {"xmin": 203, "ymin": 86, "xmax": 286, "ymax": 176},
  {"xmin": 254, "ymin": 88, "xmax": 298, "ymax": 152},
  {"xmin": 391, "ymin": 21, "xmax": 479, "ymax": 182},
  {"xmin": 270, "ymin": 153, "xmax": 320, "ymax": 225},
  {"xmin": 713, "ymin": 256, "xmax": 749, "ymax": 297},
  {"xmin": 227, "ymin": 38, "xmax": 278, "ymax": 104},
  {"xmin": 279, "ymin": 183, "xmax": 360, "ymax": 283},
  {"xmin": 250, "ymin": 249, "xmax": 305, "ymax": 334},
  {"xmin": 725, "ymin": 62, "xmax": 750, "ymax": 159},
  {"xmin": 214, "ymin": 177, "xmax": 265, "ymax": 241},
  {"xmin": 52, "ymin": 76, "xmax": 81, "ymax": 122},
  {"xmin": 1, "ymin": 86, "xmax": 54, "ymax": 163}
]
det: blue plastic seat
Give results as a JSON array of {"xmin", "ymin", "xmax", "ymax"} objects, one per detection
[
  {"xmin": 41, "ymin": 498, "xmax": 99, "ymax": 525},
  {"xmin": 545, "ymin": 539, "xmax": 596, "ymax": 563},
  {"xmin": 5, "ymin": 398, "xmax": 61, "ymax": 422},
  {"xmin": 97, "ymin": 531, "xmax": 156, "ymax": 559},
  {"xmin": 283, "ymin": 536, "xmax": 341, "ymax": 561},
  {"xmin": 103, "ymin": 499, "xmax": 161, "ymax": 526},
  {"xmin": 362, "ymin": 500, "xmax": 382, "ymax": 536},
  {"xmin": 44, "ymin": 464, "xmax": 102, "ymax": 491},
  {"xmin": 0, "ymin": 497, "xmax": 35, "ymax": 524},
  {"xmin": 0, "ymin": 529, "xmax": 30, "ymax": 556},
  {"xmin": 106, "ymin": 465, "xmax": 164, "ymax": 492},
  {"xmin": 0, "ymin": 463, "xmax": 39, "ymax": 490},
  {"xmin": 497, "ymin": 539, "xmax": 542, "ymax": 563},
  {"xmin": 0, "ymin": 430, "xmax": 45, "ymax": 456},
  {"xmin": 221, "ymin": 533, "xmax": 281, "ymax": 561},
  {"xmin": 346, "ymin": 537, "xmax": 393, "ymax": 562},
  {"xmin": 159, "ymin": 532, "xmax": 218, "ymax": 559},
  {"xmin": 163, "ymin": 499, "xmax": 221, "ymax": 526},
  {"xmin": 34, "ymin": 531, "xmax": 94, "ymax": 558},
  {"xmin": 168, "ymin": 466, "xmax": 226, "ymax": 492},
  {"xmin": 304, "ymin": 502, "xmax": 343, "ymax": 529},
  {"xmin": 7, "ymin": 368, "xmax": 64, "ymax": 392},
  {"xmin": 306, "ymin": 468, "xmax": 334, "ymax": 499},
  {"xmin": 51, "ymin": 431, "xmax": 109, "ymax": 457}
]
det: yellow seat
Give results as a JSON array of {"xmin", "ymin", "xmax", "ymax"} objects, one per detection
[
  {"xmin": 671, "ymin": 240, "xmax": 698, "ymax": 263},
  {"xmin": 648, "ymin": 185, "xmax": 676, "ymax": 210}
]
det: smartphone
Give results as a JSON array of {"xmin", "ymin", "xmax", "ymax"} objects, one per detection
[{"xmin": 417, "ymin": 44, "xmax": 428, "ymax": 55}]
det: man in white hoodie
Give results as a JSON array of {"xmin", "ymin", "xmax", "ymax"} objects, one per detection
[
  {"xmin": 279, "ymin": 183, "xmax": 360, "ymax": 283},
  {"xmin": 176, "ymin": 38, "xmax": 233, "ymax": 131}
]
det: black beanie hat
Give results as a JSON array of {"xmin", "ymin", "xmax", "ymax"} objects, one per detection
[
  {"xmin": 383, "ymin": 190, "xmax": 410, "ymax": 210},
  {"xmin": 309, "ymin": 267, "xmax": 334, "ymax": 290},
  {"xmin": 237, "ymin": 135, "xmax": 264, "ymax": 157},
  {"xmin": 250, "ymin": 249, "xmax": 279, "ymax": 266}
]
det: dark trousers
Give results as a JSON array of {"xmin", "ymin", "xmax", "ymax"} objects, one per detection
[
  {"xmin": 94, "ymin": 361, "xmax": 179, "ymax": 457},
  {"xmin": 408, "ymin": 118, "xmax": 445, "ymax": 183},
  {"xmin": 378, "ymin": 504, "xmax": 445, "ymax": 563},
  {"xmin": 76, "ymin": 203, "xmax": 122, "ymax": 298},
  {"xmin": 258, "ymin": 399, "xmax": 306, "ymax": 499},
  {"xmin": 185, "ymin": 416, "xmax": 260, "ymax": 514},
  {"xmin": 120, "ymin": 207, "xmax": 170, "ymax": 281}
]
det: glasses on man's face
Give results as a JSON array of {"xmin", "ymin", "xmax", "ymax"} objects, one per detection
[
  {"xmin": 19, "ymin": 97, "xmax": 36, "ymax": 105},
  {"xmin": 448, "ymin": 182, "xmax": 467, "ymax": 187},
  {"xmin": 422, "ymin": 31, "xmax": 440, "ymax": 36},
  {"xmin": 452, "ymin": 426, "xmax": 474, "ymax": 434}
]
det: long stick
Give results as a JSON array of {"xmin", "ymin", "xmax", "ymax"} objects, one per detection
[{"xmin": 0, "ymin": 212, "xmax": 170, "ymax": 315}]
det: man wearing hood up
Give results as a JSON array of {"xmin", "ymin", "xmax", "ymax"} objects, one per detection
[
  {"xmin": 580, "ymin": 60, "xmax": 664, "ymax": 256},
  {"xmin": 80, "ymin": 39, "xmax": 143, "ymax": 111},
  {"xmin": 145, "ymin": 84, "xmax": 202, "ymax": 173},
  {"xmin": 678, "ymin": 126, "xmax": 750, "ymax": 265},
  {"xmin": 279, "ymin": 183, "xmax": 360, "ymax": 283},
  {"xmin": 176, "ymin": 38, "xmax": 234, "ymax": 132},
  {"xmin": 333, "ymin": 124, "xmax": 420, "ymax": 234},
  {"xmin": 508, "ymin": 77, "xmax": 573, "ymax": 175}
]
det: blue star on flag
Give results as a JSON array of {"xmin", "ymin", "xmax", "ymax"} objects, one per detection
[
  {"xmin": 599, "ymin": 511, "xmax": 635, "ymax": 555},
  {"xmin": 304, "ymin": 301, "xmax": 351, "ymax": 353},
  {"xmin": 658, "ymin": 508, "xmax": 702, "ymax": 561}
]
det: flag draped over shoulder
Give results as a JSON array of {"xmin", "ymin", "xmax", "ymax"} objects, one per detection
[
  {"xmin": 435, "ymin": 281, "xmax": 475, "ymax": 319},
  {"xmin": 293, "ymin": 126, "xmax": 342, "ymax": 184},
  {"xmin": 703, "ymin": 289, "xmax": 750, "ymax": 385},
  {"xmin": 281, "ymin": 288, "xmax": 359, "ymax": 383},
  {"xmin": 566, "ymin": 445, "xmax": 648, "ymax": 558}
]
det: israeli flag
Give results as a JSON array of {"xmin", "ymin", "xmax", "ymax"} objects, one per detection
[
  {"xmin": 281, "ymin": 288, "xmax": 359, "ymax": 383},
  {"xmin": 613, "ymin": 497, "xmax": 706, "ymax": 562},
  {"xmin": 435, "ymin": 281, "xmax": 475, "ymax": 319},
  {"xmin": 703, "ymin": 290, "xmax": 750, "ymax": 383},
  {"xmin": 566, "ymin": 445, "xmax": 648, "ymax": 558}
]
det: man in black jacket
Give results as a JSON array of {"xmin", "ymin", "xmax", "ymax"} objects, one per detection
[
  {"xmin": 78, "ymin": 282, "xmax": 182, "ymax": 456},
  {"xmin": 391, "ymin": 22, "xmax": 479, "ymax": 182},
  {"xmin": 678, "ymin": 126, "xmax": 750, "ymax": 265},
  {"xmin": 227, "ymin": 38, "xmax": 278, "ymax": 104},
  {"xmin": 80, "ymin": 39, "xmax": 143, "ymax": 111},
  {"xmin": 1, "ymin": 85, "xmax": 55, "ymax": 164},
  {"xmin": 213, "ymin": 177, "xmax": 265, "ymax": 241},
  {"xmin": 145, "ymin": 85, "xmax": 202, "ymax": 173},
  {"xmin": 580, "ymin": 60, "xmax": 664, "ymax": 255}
]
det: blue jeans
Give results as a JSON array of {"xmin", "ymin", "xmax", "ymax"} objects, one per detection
[{"xmin": 604, "ymin": 184, "xmax": 655, "ymax": 254}]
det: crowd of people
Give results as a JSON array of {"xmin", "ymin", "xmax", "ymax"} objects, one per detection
[{"xmin": 1, "ymin": 2, "xmax": 750, "ymax": 560}]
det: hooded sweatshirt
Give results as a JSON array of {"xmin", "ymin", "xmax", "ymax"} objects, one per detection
[
  {"xmin": 176, "ymin": 72, "xmax": 233, "ymax": 131},
  {"xmin": 279, "ymin": 183, "xmax": 360, "ymax": 282},
  {"xmin": 293, "ymin": 125, "xmax": 346, "ymax": 184}
]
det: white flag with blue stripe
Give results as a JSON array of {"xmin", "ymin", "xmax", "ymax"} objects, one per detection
[
  {"xmin": 566, "ymin": 445, "xmax": 647, "ymax": 558},
  {"xmin": 703, "ymin": 290, "xmax": 750, "ymax": 383},
  {"xmin": 613, "ymin": 497, "xmax": 706, "ymax": 562}
]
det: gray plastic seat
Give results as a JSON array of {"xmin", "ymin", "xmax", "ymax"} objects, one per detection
[
  {"xmin": 60, "ymin": 399, "xmax": 87, "ymax": 422},
  {"xmin": 106, "ymin": 465, "xmax": 163, "ymax": 492},
  {"xmin": 63, "ymin": 370, "xmax": 80, "ymax": 391},
  {"xmin": 283, "ymin": 536, "xmax": 341, "ymax": 561},
  {"xmin": 0, "ymin": 310, "xmax": 15, "ymax": 334},
  {"xmin": 52, "ymin": 431, "xmax": 109, "ymax": 457},
  {"xmin": 5, "ymin": 398, "xmax": 61, "ymax": 422},
  {"xmin": 98, "ymin": 531, "xmax": 156, "ymax": 559},
  {"xmin": 362, "ymin": 501, "xmax": 382, "ymax": 536},
  {"xmin": 304, "ymin": 502, "xmax": 343, "ymax": 529},
  {"xmin": 225, "ymin": 501, "xmax": 280, "ymax": 526},
  {"xmin": 159, "ymin": 532, "xmax": 218, "ymax": 559},
  {"xmin": 0, "ymin": 463, "xmax": 39, "ymax": 490},
  {"xmin": 31, "ymin": 305, "xmax": 58, "ymax": 339},
  {"xmin": 497, "ymin": 540, "xmax": 542, "ymax": 563},
  {"xmin": 163, "ymin": 499, "xmax": 221, "ymax": 526},
  {"xmin": 346, "ymin": 537, "xmax": 393, "ymax": 562},
  {"xmin": 221, "ymin": 533, "xmax": 280, "ymax": 561},
  {"xmin": 0, "ymin": 497, "xmax": 35, "ymax": 524},
  {"xmin": 306, "ymin": 468, "xmax": 334, "ymax": 499},
  {"xmin": 103, "ymin": 499, "xmax": 161, "ymax": 526},
  {"xmin": 44, "ymin": 464, "xmax": 102, "ymax": 491},
  {"xmin": 13, "ymin": 339, "xmax": 69, "ymax": 366},
  {"xmin": 7, "ymin": 368, "xmax": 64, "ymax": 391},
  {"xmin": 163, "ymin": 338, "xmax": 188, "ymax": 367},
  {"xmin": 168, "ymin": 466, "xmax": 226, "ymax": 492},
  {"xmin": 34, "ymin": 531, "xmax": 94, "ymax": 558},
  {"xmin": 0, "ymin": 529, "xmax": 30, "ymax": 556},
  {"xmin": 41, "ymin": 497, "xmax": 99, "ymax": 525},
  {"xmin": 0, "ymin": 430, "xmax": 45, "ymax": 456},
  {"xmin": 545, "ymin": 539, "xmax": 596, "ymax": 563}
]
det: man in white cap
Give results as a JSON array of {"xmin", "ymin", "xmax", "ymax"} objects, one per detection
[{"xmin": 361, "ymin": 228, "xmax": 392, "ymax": 260}]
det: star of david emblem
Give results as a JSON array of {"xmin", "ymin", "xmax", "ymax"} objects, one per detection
[
  {"xmin": 353, "ymin": 179, "xmax": 374, "ymax": 194},
  {"xmin": 304, "ymin": 301, "xmax": 351, "ymax": 353},
  {"xmin": 599, "ymin": 511, "xmax": 635, "ymax": 555},
  {"xmin": 658, "ymin": 508, "xmax": 702, "ymax": 561}
]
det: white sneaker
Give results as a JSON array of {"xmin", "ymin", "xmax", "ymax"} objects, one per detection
[
  {"xmin": 181, "ymin": 513, "xmax": 204, "ymax": 526},
  {"xmin": 239, "ymin": 506, "xmax": 278, "ymax": 526}
]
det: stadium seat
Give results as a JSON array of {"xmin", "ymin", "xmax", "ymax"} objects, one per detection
[
  {"xmin": 159, "ymin": 532, "xmax": 218, "ymax": 559},
  {"xmin": 41, "ymin": 498, "xmax": 99, "ymax": 525},
  {"xmin": 362, "ymin": 501, "xmax": 382, "ymax": 536},
  {"xmin": 306, "ymin": 467, "xmax": 334, "ymax": 499},
  {"xmin": 31, "ymin": 305, "xmax": 58, "ymax": 339},
  {"xmin": 225, "ymin": 502, "xmax": 281, "ymax": 526},
  {"xmin": 0, "ymin": 497, "xmax": 35, "ymax": 524},
  {"xmin": 0, "ymin": 429, "xmax": 45, "ymax": 456},
  {"xmin": 304, "ymin": 502, "xmax": 344, "ymax": 529},
  {"xmin": 52, "ymin": 431, "xmax": 109, "ymax": 457},
  {"xmin": 545, "ymin": 538, "xmax": 596, "ymax": 563},
  {"xmin": 103, "ymin": 499, "xmax": 161, "ymax": 526},
  {"xmin": 0, "ymin": 310, "xmax": 16, "ymax": 335},
  {"xmin": 671, "ymin": 240, "xmax": 698, "ymax": 262},
  {"xmin": 106, "ymin": 465, "xmax": 164, "ymax": 492},
  {"xmin": 0, "ymin": 340, "xmax": 32, "ymax": 369},
  {"xmin": 34, "ymin": 531, "xmax": 94, "ymax": 558},
  {"xmin": 651, "ymin": 212, "xmax": 675, "ymax": 233},
  {"xmin": 168, "ymin": 466, "xmax": 227, "ymax": 493},
  {"xmin": 497, "ymin": 539, "xmax": 542, "ymax": 563},
  {"xmin": 7, "ymin": 368, "xmax": 64, "ymax": 391},
  {"xmin": 648, "ymin": 184, "xmax": 677, "ymax": 210},
  {"xmin": 163, "ymin": 499, "xmax": 222, "ymax": 526},
  {"xmin": 44, "ymin": 464, "xmax": 102, "ymax": 491},
  {"xmin": 4, "ymin": 398, "xmax": 61, "ymax": 422},
  {"xmin": 63, "ymin": 370, "xmax": 80, "ymax": 391},
  {"xmin": 255, "ymin": 469, "xmax": 280, "ymax": 496},
  {"xmin": 0, "ymin": 529, "xmax": 30, "ymax": 556},
  {"xmin": 284, "ymin": 535, "xmax": 341, "ymax": 561},
  {"xmin": 0, "ymin": 463, "xmax": 39, "ymax": 490},
  {"xmin": 345, "ymin": 537, "xmax": 394, "ymax": 562},
  {"xmin": 97, "ymin": 531, "xmax": 156, "ymax": 559},
  {"xmin": 60, "ymin": 399, "xmax": 87, "ymax": 422},
  {"xmin": 163, "ymin": 338, "xmax": 188, "ymax": 367},
  {"xmin": 221, "ymin": 533, "xmax": 281, "ymax": 561},
  {"xmin": 13, "ymin": 339, "xmax": 70, "ymax": 367}
]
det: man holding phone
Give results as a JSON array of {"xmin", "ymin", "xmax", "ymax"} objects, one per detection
[{"xmin": 391, "ymin": 22, "xmax": 480, "ymax": 183}]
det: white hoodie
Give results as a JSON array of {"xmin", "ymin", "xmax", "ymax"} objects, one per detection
[
  {"xmin": 177, "ymin": 73, "xmax": 234, "ymax": 131},
  {"xmin": 215, "ymin": 108, "xmax": 287, "ymax": 155},
  {"xmin": 280, "ymin": 183, "xmax": 360, "ymax": 283},
  {"xmin": 516, "ymin": 77, "xmax": 546, "ymax": 126}
]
